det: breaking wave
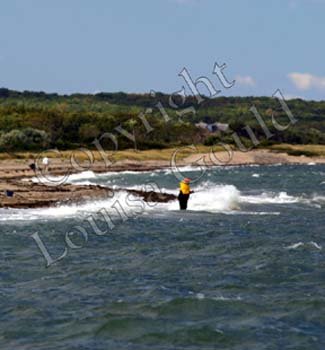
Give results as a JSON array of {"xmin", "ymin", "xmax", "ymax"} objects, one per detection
[{"xmin": 6, "ymin": 167, "xmax": 325, "ymax": 221}]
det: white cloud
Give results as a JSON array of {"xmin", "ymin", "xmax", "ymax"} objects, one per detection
[
  {"xmin": 288, "ymin": 72, "xmax": 325, "ymax": 91},
  {"xmin": 235, "ymin": 75, "xmax": 256, "ymax": 87}
]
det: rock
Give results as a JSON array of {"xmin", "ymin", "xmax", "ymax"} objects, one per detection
[{"xmin": 0, "ymin": 181, "xmax": 177, "ymax": 209}]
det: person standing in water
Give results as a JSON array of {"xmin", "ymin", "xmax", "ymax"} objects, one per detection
[{"xmin": 178, "ymin": 178, "xmax": 193, "ymax": 210}]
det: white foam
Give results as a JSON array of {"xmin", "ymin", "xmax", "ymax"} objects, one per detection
[
  {"xmin": 196, "ymin": 293, "xmax": 205, "ymax": 300},
  {"xmin": 240, "ymin": 191, "xmax": 300, "ymax": 204},
  {"xmin": 309, "ymin": 241, "xmax": 322, "ymax": 250},
  {"xmin": 30, "ymin": 167, "xmax": 197, "ymax": 185},
  {"xmin": 10, "ymin": 167, "xmax": 325, "ymax": 220},
  {"xmin": 224, "ymin": 211, "xmax": 280, "ymax": 216},
  {"xmin": 108, "ymin": 181, "xmax": 243, "ymax": 213},
  {"xmin": 163, "ymin": 182, "xmax": 241, "ymax": 212},
  {"xmin": 4, "ymin": 179, "xmax": 314, "ymax": 221},
  {"xmin": 212, "ymin": 295, "xmax": 242, "ymax": 301},
  {"xmin": 108, "ymin": 181, "xmax": 292, "ymax": 213},
  {"xmin": 286, "ymin": 242, "xmax": 304, "ymax": 250},
  {"xmin": 31, "ymin": 170, "xmax": 98, "ymax": 184},
  {"xmin": 0, "ymin": 190, "xmax": 154, "ymax": 222},
  {"xmin": 286, "ymin": 241, "xmax": 322, "ymax": 250},
  {"xmin": 311, "ymin": 195, "xmax": 325, "ymax": 204}
]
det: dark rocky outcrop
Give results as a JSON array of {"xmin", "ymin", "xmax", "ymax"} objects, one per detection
[{"xmin": 0, "ymin": 181, "xmax": 177, "ymax": 209}]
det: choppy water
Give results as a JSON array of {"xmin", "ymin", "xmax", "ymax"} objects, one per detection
[{"xmin": 1, "ymin": 165, "xmax": 325, "ymax": 349}]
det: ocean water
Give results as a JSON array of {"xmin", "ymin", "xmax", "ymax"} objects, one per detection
[{"xmin": 1, "ymin": 164, "xmax": 325, "ymax": 349}]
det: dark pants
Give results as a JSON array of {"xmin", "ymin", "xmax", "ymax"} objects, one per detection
[{"xmin": 178, "ymin": 192, "xmax": 189, "ymax": 210}]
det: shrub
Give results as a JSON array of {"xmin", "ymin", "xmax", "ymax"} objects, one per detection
[{"xmin": 0, "ymin": 128, "xmax": 50, "ymax": 151}]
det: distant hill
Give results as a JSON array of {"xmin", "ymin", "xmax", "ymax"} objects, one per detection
[{"xmin": 0, "ymin": 88, "xmax": 324, "ymax": 152}]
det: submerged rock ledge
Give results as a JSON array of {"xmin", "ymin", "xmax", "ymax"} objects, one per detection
[{"xmin": 0, "ymin": 181, "xmax": 177, "ymax": 209}]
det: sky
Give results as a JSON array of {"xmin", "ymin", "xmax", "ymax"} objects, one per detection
[{"xmin": 0, "ymin": 0, "xmax": 324, "ymax": 100}]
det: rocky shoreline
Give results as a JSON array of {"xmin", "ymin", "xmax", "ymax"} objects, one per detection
[
  {"xmin": 1, "ymin": 149, "xmax": 325, "ymax": 209},
  {"xmin": 0, "ymin": 181, "xmax": 177, "ymax": 209},
  {"xmin": 0, "ymin": 160, "xmax": 179, "ymax": 209}
]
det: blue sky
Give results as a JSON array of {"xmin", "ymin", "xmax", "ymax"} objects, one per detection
[{"xmin": 0, "ymin": 0, "xmax": 324, "ymax": 100}]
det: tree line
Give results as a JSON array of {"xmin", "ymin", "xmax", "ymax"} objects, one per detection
[{"xmin": 0, "ymin": 88, "xmax": 325, "ymax": 152}]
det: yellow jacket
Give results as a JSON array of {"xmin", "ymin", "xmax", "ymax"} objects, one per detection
[{"xmin": 179, "ymin": 181, "xmax": 191, "ymax": 195}]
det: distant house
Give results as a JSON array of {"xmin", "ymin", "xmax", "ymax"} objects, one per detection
[
  {"xmin": 195, "ymin": 121, "xmax": 229, "ymax": 133},
  {"xmin": 214, "ymin": 122, "xmax": 229, "ymax": 132},
  {"xmin": 195, "ymin": 122, "xmax": 208, "ymax": 129}
]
